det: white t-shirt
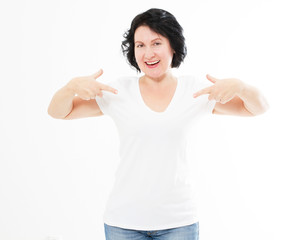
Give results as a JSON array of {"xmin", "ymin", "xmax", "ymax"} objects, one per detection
[{"xmin": 95, "ymin": 75, "xmax": 216, "ymax": 231}]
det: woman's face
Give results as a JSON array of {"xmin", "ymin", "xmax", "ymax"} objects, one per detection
[{"xmin": 134, "ymin": 25, "xmax": 174, "ymax": 80}]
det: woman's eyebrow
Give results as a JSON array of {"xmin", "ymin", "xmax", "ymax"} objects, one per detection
[{"xmin": 135, "ymin": 38, "xmax": 162, "ymax": 44}]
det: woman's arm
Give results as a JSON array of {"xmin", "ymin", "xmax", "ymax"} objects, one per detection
[
  {"xmin": 47, "ymin": 69, "xmax": 118, "ymax": 120},
  {"xmin": 47, "ymin": 85, "xmax": 104, "ymax": 120},
  {"xmin": 193, "ymin": 74, "xmax": 269, "ymax": 116},
  {"xmin": 213, "ymin": 82, "xmax": 269, "ymax": 116},
  {"xmin": 47, "ymin": 83, "xmax": 76, "ymax": 119}
]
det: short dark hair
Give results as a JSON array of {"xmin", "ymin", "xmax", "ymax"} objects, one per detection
[{"xmin": 121, "ymin": 8, "xmax": 187, "ymax": 72}]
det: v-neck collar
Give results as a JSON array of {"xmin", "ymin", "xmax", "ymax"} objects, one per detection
[{"xmin": 136, "ymin": 76, "xmax": 181, "ymax": 115}]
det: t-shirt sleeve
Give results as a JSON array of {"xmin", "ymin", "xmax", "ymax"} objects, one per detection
[
  {"xmin": 95, "ymin": 94, "xmax": 109, "ymax": 115},
  {"xmin": 193, "ymin": 76, "xmax": 216, "ymax": 115},
  {"xmin": 95, "ymin": 78, "xmax": 118, "ymax": 116}
]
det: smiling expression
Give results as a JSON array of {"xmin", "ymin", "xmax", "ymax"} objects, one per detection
[{"xmin": 134, "ymin": 25, "xmax": 175, "ymax": 80}]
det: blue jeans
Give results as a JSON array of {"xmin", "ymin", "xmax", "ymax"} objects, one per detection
[{"xmin": 104, "ymin": 222, "xmax": 199, "ymax": 240}]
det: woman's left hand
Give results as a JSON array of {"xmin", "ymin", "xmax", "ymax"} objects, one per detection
[{"xmin": 193, "ymin": 74, "xmax": 245, "ymax": 104}]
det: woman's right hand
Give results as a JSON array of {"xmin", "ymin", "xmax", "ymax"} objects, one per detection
[{"xmin": 66, "ymin": 69, "xmax": 118, "ymax": 100}]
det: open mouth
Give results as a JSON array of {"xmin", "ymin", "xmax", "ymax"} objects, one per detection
[{"xmin": 145, "ymin": 60, "xmax": 160, "ymax": 67}]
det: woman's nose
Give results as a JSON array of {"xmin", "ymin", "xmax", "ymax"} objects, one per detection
[{"xmin": 144, "ymin": 47, "xmax": 155, "ymax": 59}]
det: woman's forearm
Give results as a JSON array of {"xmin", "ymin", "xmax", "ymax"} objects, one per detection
[
  {"xmin": 238, "ymin": 83, "xmax": 269, "ymax": 116},
  {"xmin": 47, "ymin": 82, "xmax": 76, "ymax": 119}
]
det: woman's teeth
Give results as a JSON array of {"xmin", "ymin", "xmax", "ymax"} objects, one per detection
[{"xmin": 146, "ymin": 60, "xmax": 160, "ymax": 65}]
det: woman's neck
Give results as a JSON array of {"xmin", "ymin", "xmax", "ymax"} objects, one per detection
[{"xmin": 141, "ymin": 70, "xmax": 176, "ymax": 88}]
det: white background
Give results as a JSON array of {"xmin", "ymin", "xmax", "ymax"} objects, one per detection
[{"xmin": 0, "ymin": 0, "xmax": 307, "ymax": 240}]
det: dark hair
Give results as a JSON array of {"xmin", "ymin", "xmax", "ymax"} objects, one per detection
[{"xmin": 121, "ymin": 8, "xmax": 187, "ymax": 72}]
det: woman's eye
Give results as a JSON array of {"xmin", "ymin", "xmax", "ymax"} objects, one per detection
[
  {"xmin": 136, "ymin": 44, "xmax": 143, "ymax": 48},
  {"xmin": 154, "ymin": 42, "xmax": 161, "ymax": 46}
]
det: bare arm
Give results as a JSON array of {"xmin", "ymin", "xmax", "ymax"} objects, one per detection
[
  {"xmin": 47, "ymin": 83, "xmax": 76, "ymax": 119},
  {"xmin": 213, "ymin": 83, "xmax": 269, "ymax": 116},
  {"xmin": 193, "ymin": 74, "xmax": 269, "ymax": 116},
  {"xmin": 47, "ymin": 69, "xmax": 118, "ymax": 120},
  {"xmin": 47, "ymin": 86, "xmax": 103, "ymax": 120},
  {"xmin": 64, "ymin": 97, "xmax": 103, "ymax": 120}
]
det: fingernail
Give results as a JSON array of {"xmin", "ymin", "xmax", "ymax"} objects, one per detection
[{"xmin": 115, "ymin": 90, "xmax": 118, "ymax": 94}]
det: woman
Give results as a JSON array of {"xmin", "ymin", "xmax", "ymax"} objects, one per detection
[{"xmin": 48, "ymin": 8, "xmax": 269, "ymax": 240}]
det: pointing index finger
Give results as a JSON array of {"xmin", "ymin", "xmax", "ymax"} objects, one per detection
[
  {"xmin": 98, "ymin": 82, "xmax": 118, "ymax": 94},
  {"xmin": 193, "ymin": 86, "xmax": 212, "ymax": 98}
]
